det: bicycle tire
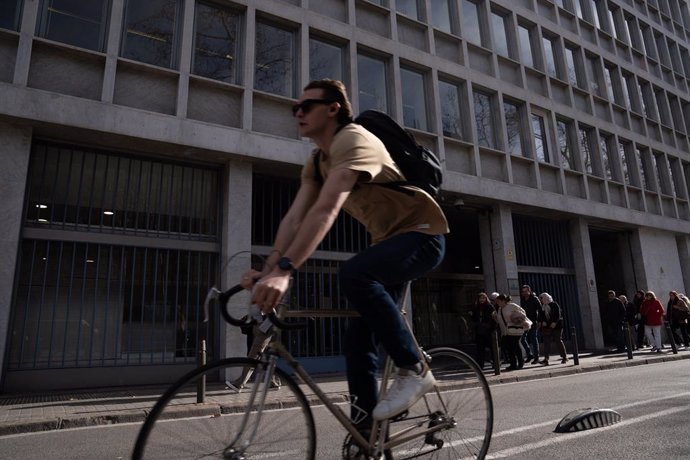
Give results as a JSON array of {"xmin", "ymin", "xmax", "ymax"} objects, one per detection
[
  {"xmin": 132, "ymin": 357, "xmax": 316, "ymax": 460},
  {"xmin": 385, "ymin": 347, "xmax": 493, "ymax": 459}
]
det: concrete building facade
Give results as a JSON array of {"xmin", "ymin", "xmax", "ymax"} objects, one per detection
[{"xmin": 1, "ymin": 0, "xmax": 689, "ymax": 392}]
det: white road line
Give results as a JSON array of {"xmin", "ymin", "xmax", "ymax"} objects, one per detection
[
  {"xmin": 483, "ymin": 404, "xmax": 690, "ymax": 459},
  {"xmin": 489, "ymin": 390, "xmax": 690, "ymax": 440}
]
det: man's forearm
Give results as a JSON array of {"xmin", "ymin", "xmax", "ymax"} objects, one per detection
[{"xmin": 282, "ymin": 205, "xmax": 339, "ymax": 268}]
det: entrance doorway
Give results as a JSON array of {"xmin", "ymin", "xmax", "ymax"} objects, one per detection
[{"xmin": 589, "ymin": 229, "xmax": 629, "ymax": 348}]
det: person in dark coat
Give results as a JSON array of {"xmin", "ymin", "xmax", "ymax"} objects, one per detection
[
  {"xmin": 519, "ymin": 285, "xmax": 541, "ymax": 364},
  {"xmin": 619, "ymin": 294, "xmax": 636, "ymax": 350},
  {"xmin": 537, "ymin": 292, "xmax": 568, "ymax": 365},
  {"xmin": 469, "ymin": 292, "xmax": 497, "ymax": 369},
  {"xmin": 603, "ymin": 290, "xmax": 627, "ymax": 352}
]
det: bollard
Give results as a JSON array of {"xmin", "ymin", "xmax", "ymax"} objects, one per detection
[
  {"xmin": 624, "ymin": 323, "xmax": 634, "ymax": 360},
  {"xmin": 570, "ymin": 326, "xmax": 579, "ymax": 366},
  {"xmin": 664, "ymin": 321, "xmax": 678, "ymax": 354},
  {"xmin": 197, "ymin": 339, "xmax": 206, "ymax": 403},
  {"xmin": 492, "ymin": 329, "xmax": 501, "ymax": 376}
]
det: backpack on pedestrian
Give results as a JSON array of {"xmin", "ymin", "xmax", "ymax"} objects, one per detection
[{"xmin": 313, "ymin": 110, "xmax": 443, "ymax": 198}]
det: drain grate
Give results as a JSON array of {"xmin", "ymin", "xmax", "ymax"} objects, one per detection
[{"xmin": 554, "ymin": 408, "xmax": 622, "ymax": 433}]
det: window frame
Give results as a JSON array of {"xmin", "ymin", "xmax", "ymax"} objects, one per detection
[{"xmin": 37, "ymin": 0, "xmax": 112, "ymax": 52}]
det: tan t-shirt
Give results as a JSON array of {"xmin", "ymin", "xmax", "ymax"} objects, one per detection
[{"xmin": 301, "ymin": 124, "xmax": 449, "ymax": 244}]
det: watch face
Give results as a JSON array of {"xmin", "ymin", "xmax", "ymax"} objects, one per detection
[{"xmin": 278, "ymin": 257, "xmax": 293, "ymax": 271}]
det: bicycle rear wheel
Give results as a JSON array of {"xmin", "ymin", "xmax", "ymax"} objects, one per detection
[
  {"xmin": 132, "ymin": 357, "xmax": 316, "ymax": 459},
  {"xmin": 386, "ymin": 347, "xmax": 493, "ymax": 459}
]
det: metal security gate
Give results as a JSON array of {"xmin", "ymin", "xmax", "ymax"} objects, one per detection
[
  {"xmin": 513, "ymin": 214, "xmax": 583, "ymax": 341},
  {"xmin": 5, "ymin": 141, "xmax": 220, "ymax": 390}
]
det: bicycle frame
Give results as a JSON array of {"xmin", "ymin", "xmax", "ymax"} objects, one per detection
[{"xmin": 230, "ymin": 282, "xmax": 455, "ymax": 458}]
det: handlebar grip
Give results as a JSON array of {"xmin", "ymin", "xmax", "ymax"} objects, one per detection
[{"xmin": 213, "ymin": 284, "xmax": 308, "ymax": 331}]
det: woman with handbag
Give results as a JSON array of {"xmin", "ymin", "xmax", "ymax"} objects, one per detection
[
  {"xmin": 493, "ymin": 294, "xmax": 529, "ymax": 371},
  {"xmin": 537, "ymin": 292, "xmax": 569, "ymax": 365}
]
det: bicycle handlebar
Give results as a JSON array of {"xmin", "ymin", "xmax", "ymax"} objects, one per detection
[{"xmin": 203, "ymin": 284, "xmax": 308, "ymax": 331}]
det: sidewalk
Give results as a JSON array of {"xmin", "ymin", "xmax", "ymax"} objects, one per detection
[{"xmin": 1, "ymin": 347, "xmax": 689, "ymax": 436}]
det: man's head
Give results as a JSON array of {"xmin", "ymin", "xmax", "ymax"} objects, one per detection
[
  {"xmin": 607, "ymin": 290, "xmax": 616, "ymax": 301},
  {"xmin": 293, "ymin": 79, "xmax": 353, "ymax": 139},
  {"xmin": 520, "ymin": 285, "xmax": 531, "ymax": 299}
]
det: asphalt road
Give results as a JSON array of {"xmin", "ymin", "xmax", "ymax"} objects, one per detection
[{"xmin": 1, "ymin": 359, "xmax": 689, "ymax": 459}]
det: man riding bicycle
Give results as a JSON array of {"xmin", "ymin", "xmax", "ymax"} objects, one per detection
[{"xmin": 240, "ymin": 79, "xmax": 449, "ymax": 434}]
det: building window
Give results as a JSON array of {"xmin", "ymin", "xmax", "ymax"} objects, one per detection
[
  {"xmin": 473, "ymin": 91, "xmax": 496, "ymax": 149},
  {"xmin": 400, "ymin": 67, "xmax": 427, "ymax": 131},
  {"xmin": 121, "ymin": 0, "xmax": 182, "ymax": 69},
  {"xmin": 490, "ymin": 11, "xmax": 510, "ymax": 58},
  {"xmin": 653, "ymin": 153, "xmax": 670, "ymax": 195},
  {"xmin": 641, "ymin": 24, "xmax": 657, "ymax": 60},
  {"xmin": 623, "ymin": 72, "xmax": 639, "ymax": 112},
  {"xmin": 430, "ymin": 0, "xmax": 453, "ymax": 33},
  {"xmin": 564, "ymin": 45, "xmax": 583, "ymax": 88},
  {"xmin": 599, "ymin": 134, "xmax": 613, "ymax": 180},
  {"xmin": 585, "ymin": 54, "xmax": 602, "ymax": 97},
  {"xmin": 517, "ymin": 23, "xmax": 534, "ymax": 67},
  {"xmin": 309, "ymin": 37, "xmax": 344, "ymax": 82},
  {"xmin": 579, "ymin": 126, "xmax": 594, "ymax": 174},
  {"xmin": 639, "ymin": 81, "xmax": 657, "ymax": 120},
  {"xmin": 192, "ymin": 2, "xmax": 241, "ymax": 84},
  {"xmin": 586, "ymin": 0, "xmax": 601, "ymax": 28},
  {"xmin": 557, "ymin": 119, "xmax": 575, "ymax": 170},
  {"xmin": 358, "ymin": 53, "xmax": 388, "ymax": 113},
  {"xmin": 603, "ymin": 65, "xmax": 620, "ymax": 104},
  {"xmin": 655, "ymin": 89, "xmax": 672, "ymax": 127},
  {"xmin": 254, "ymin": 21, "xmax": 296, "ymax": 97},
  {"xmin": 504, "ymin": 100, "xmax": 524, "ymax": 156},
  {"xmin": 37, "ymin": 0, "xmax": 110, "ymax": 52},
  {"xmin": 1, "ymin": 0, "xmax": 23, "ymax": 31},
  {"xmin": 531, "ymin": 113, "xmax": 549, "ymax": 163},
  {"xmin": 439, "ymin": 79, "xmax": 464, "ymax": 139},
  {"xmin": 542, "ymin": 36, "xmax": 558, "ymax": 78},
  {"xmin": 637, "ymin": 147, "xmax": 651, "ymax": 190},
  {"xmin": 397, "ymin": 0, "xmax": 419, "ymax": 20},
  {"xmin": 461, "ymin": 0, "xmax": 483, "ymax": 46},
  {"xmin": 619, "ymin": 141, "xmax": 632, "ymax": 185},
  {"xmin": 626, "ymin": 15, "xmax": 643, "ymax": 52}
]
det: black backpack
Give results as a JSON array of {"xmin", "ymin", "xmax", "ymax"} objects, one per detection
[{"xmin": 313, "ymin": 110, "xmax": 443, "ymax": 197}]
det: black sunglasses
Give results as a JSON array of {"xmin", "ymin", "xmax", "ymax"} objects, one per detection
[{"xmin": 292, "ymin": 99, "xmax": 335, "ymax": 116}]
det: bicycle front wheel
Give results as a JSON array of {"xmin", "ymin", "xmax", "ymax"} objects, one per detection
[
  {"xmin": 387, "ymin": 347, "xmax": 493, "ymax": 459},
  {"xmin": 132, "ymin": 357, "xmax": 316, "ymax": 459}
]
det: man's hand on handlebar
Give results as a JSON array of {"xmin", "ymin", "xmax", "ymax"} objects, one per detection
[
  {"xmin": 240, "ymin": 268, "xmax": 291, "ymax": 314},
  {"xmin": 240, "ymin": 269, "xmax": 262, "ymax": 290}
]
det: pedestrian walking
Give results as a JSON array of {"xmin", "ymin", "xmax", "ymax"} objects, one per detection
[
  {"xmin": 537, "ymin": 292, "xmax": 568, "ymax": 365},
  {"xmin": 640, "ymin": 291, "xmax": 665, "ymax": 353},
  {"xmin": 470, "ymin": 292, "xmax": 497, "ymax": 369},
  {"xmin": 519, "ymin": 285, "xmax": 541, "ymax": 364},
  {"xmin": 668, "ymin": 291, "xmax": 690, "ymax": 350},
  {"xmin": 494, "ymin": 294, "xmax": 530, "ymax": 371}
]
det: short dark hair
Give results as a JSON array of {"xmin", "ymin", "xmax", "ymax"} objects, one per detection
[
  {"xmin": 520, "ymin": 285, "xmax": 531, "ymax": 291},
  {"xmin": 607, "ymin": 290, "xmax": 616, "ymax": 296},
  {"xmin": 303, "ymin": 79, "xmax": 353, "ymax": 125}
]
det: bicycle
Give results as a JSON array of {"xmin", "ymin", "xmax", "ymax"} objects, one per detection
[{"xmin": 132, "ymin": 281, "xmax": 493, "ymax": 459}]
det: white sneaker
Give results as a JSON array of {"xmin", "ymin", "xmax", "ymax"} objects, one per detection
[{"xmin": 372, "ymin": 369, "xmax": 436, "ymax": 421}]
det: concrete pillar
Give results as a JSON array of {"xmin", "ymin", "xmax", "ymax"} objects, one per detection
[
  {"xmin": 220, "ymin": 159, "xmax": 253, "ymax": 365},
  {"xmin": 478, "ymin": 210, "xmax": 497, "ymax": 293},
  {"xmin": 0, "ymin": 123, "xmax": 32, "ymax": 387},
  {"xmin": 488, "ymin": 204, "xmax": 518, "ymax": 296},
  {"xmin": 570, "ymin": 218, "xmax": 604, "ymax": 349}
]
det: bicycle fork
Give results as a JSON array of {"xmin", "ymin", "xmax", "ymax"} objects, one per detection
[{"xmin": 224, "ymin": 354, "xmax": 280, "ymax": 456}]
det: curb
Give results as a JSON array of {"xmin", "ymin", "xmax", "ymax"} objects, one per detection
[{"xmin": 1, "ymin": 352, "xmax": 689, "ymax": 436}]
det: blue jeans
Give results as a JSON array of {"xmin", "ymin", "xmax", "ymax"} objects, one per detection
[
  {"xmin": 341, "ymin": 232, "xmax": 445, "ymax": 425},
  {"xmin": 521, "ymin": 326, "xmax": 539, "ymax": 360}
]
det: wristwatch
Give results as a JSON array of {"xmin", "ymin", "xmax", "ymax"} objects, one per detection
[{"xmin": 277, "ymin": 256, "xmax": 297, "ymax": 274}]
